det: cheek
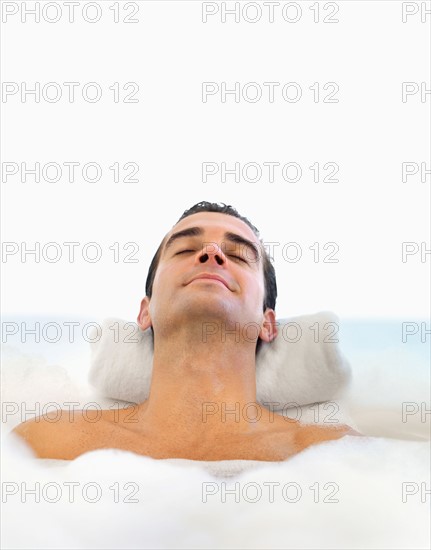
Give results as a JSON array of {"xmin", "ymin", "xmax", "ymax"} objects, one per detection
[
  {"xmin": 151, "ymin": 262, "xmax": 178, "ymax": 302},
  {"xmin": 244, "ymin": 272, "xmax": 265, "ymax": 306},
  {"xmin": 153, "ymin": 263, "xmax": 169, "ymax": 290}
]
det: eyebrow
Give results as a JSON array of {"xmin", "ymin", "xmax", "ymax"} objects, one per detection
[{"xmin": 164, "ymin": 226, "xmax": 260, "ymax": 261}]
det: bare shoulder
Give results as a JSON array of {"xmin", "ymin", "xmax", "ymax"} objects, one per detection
[
  {"xmin": 237, "ymin": 421, "xmax": 362, "ymax": 461},
  {"xmin": 99, "ymin": 403, "xmax": 140, "ymax": 426},
  {"xmin": 11, "ymin": 409, "xmax": 114, "ymax": 460},
  {"xmin": 268, "ymin": 422, "xmax": 363, "ymax": 460}
]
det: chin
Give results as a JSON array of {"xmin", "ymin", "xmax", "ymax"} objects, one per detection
[{"xmin": 174, "ymin": 295, "xmax": 236, "ymax": 324}]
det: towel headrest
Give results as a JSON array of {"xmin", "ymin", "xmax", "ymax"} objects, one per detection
[{"xmin": 88, "ymin": 311, "xmax": 352, "ymax": 411}]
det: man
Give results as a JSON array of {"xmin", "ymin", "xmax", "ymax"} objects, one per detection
[{"xmin": 12, "ymin": 201, "xmax": 360, "ymax": 460}]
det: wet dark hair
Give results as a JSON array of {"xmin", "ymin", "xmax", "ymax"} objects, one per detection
[{"xmin": 144, "ymin": 201, "xmax": 277, "ymax": 354}]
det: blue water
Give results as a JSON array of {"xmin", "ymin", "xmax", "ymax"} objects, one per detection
[
  {"xmin": 2, "ymin": 315, "xmax": 430, "ymax": 365},
  {"xmin": 338, "ymin": 318, "xmax": 430, "ymax": 361}
]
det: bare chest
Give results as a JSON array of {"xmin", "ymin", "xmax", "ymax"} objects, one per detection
[{"xmin": 74, "ymin": 419, "xmax": 348, "ymax": 462}]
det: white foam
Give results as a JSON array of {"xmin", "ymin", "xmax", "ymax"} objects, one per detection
[{"xmin": 2, "ymin": 431, "xmax": 430, "ymax": 549}]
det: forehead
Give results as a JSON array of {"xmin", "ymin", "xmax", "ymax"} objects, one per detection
[{"xmin": 166, "ymin": 211, "xmax": 260, "ymax": 244}]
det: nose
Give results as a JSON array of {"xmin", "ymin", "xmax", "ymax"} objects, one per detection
[{"xmin": 198, "ymin": 242, "xmax": 226, "ymax": 266}]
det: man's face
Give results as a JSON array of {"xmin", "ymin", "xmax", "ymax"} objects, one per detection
[{"xmin": 138, "ymin": 212, "xmax": 276, "ymax": 342}]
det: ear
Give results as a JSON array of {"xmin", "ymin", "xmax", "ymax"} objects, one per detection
[
  {"xmin": 259, "ymin": 308, "xmax": 278, "ymax": 343},
  {"xmin": 137, "ymin": 296, "xmax": 152, "ymax": 331}
]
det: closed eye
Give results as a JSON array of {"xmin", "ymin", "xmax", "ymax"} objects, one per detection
[
  {"xmin": 176, "ymin": 250, "xmax": 247, "ymax": 263},
  {"xmin": 229, "ymin": 254, "xmax": 247, "ymax": 263}
]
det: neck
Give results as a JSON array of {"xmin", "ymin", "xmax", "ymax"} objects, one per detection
[{"xmin": 135, "ymin": 325, "xmax": 270, "ymax": 441}]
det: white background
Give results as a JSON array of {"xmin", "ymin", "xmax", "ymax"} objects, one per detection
[{"xmin": 1, "ymin": 0, "xmax": 430, "ymax": 322}]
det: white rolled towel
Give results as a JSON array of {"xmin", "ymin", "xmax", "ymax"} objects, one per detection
[{"xmin": 88, "ymin": 311, "xmax": 352, "ymax": 411}]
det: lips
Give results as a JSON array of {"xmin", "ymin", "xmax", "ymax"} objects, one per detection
[{"xmin": 189, "ymin": 273, "xmax": 230, "ymax": 289}]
